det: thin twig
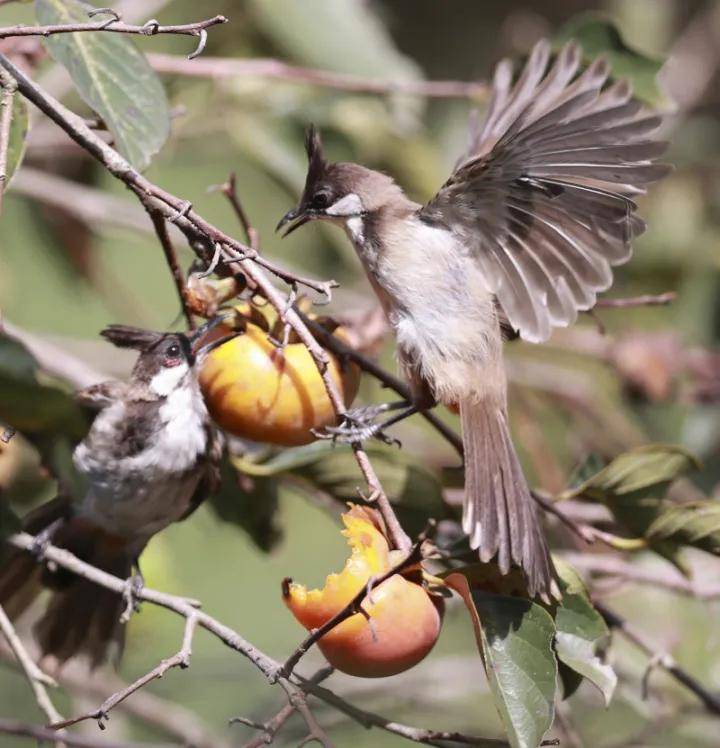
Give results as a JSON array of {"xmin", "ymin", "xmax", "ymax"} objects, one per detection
[
  {"xmin": 596, "ymin": 602, "xmax": 720, "ymax": 715},
  {"xmin": 220, "ymin": 172, "xmax": 260, "ymax": 251},
  {"xmin": 51, "ymin": 614, "xmax": 198, "ymax": 731},
  {"xmin": 0, "ymin": 638, "xmax": 227, "ymax": 748},
  {"xmin": 278, "ymin": 525, "xmax": 430, "ymax": 680},
  {"xmin": 147, "ymin": 208, "xmax": 195, "ymax": 329},
  {"xmin": 0, "ymin": 14, "xmax": 227, "ymax": 43},
  {"xmin": 0, "ymin": 66, "xmax": 17, "ymax": 214},
  {"xmin": 295, "ymin": 677, "xmax": 521, "ymax": 747},
  {"xmin": 235, "ymin": 667, "xmax": 333, "ymax": 748},
  {"xmin": 277, "ymin": 678, "xmax": 335, "ymax": 748},
  {"xmin": 0, "ymin": 719, "xmax": 165, "ymax": 748},
  {"xmin": 0, "ymin": 603, "xmax": 63, "ymax": 724},
  {"xmin": 563, "ymin": 553, "xmax": 720, "ymax": 600},
  {"xmin": 148, "ymin": 53, "xmax": 489, "ymax": 98}
]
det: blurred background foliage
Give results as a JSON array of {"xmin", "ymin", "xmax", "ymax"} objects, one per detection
[{"xmin": 1, "ymin": 0, "xmax": 720, "ymax": 746}]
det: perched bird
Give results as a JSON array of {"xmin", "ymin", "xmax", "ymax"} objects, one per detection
[
  {"xmin": 277, "ymin": 40, "xmax": 670, "ymax": 600},
  {"xmin": 0, "ymin": 319, "xmax": 231, "ymax": 665}
]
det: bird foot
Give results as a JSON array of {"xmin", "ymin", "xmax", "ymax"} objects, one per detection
[
  {"xmin": 29, "ymin": 519, "xmax": 64, "ymax": 562},
  {"xmin": 316, "ymin": 405, "xmax": 401, "ymax": 447},
  {"xmin": 120, "ymin": 572, "xmax": 145, "ymax": 624}
]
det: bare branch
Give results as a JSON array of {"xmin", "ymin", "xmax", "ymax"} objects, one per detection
[
  {"xmin": 148, "ymin": 53, "xmax": 489, "ymax": 99},
  {"xmin": 219, "ymin": 171, "xmax": 260, "ymax": 251},
  {"xmin": 0, "ymin": 66, "xmax": 17, "ymax": 214},
  {"xmin": 563, "ymin": 552, "xmax": 720, "ymax": 600},
  {"xmin": 0, "ymin": 14, "xmax": 227, "ymax": 48},
  {"xmin": 596, "ymin": 602, "xmax": 720, "ymax": 715},
  {"xmin": 235, "ymin": 667, "xmax": 333, "ymax": 748},
  {"xmin": 6, "ymin": 532, "xmax": 506, "ymax": 747},
  {"xmin": 0, "ymin": 718, "xmax": 163, "ymax": 748},
  {"xmin": 51, "ymin": 614, "xmax": 198, "ymax": 731},
  {"xmin": 146, "ymin": 208, "xmax": 196, "ymax": 329},
  {"xmin": 0, "ymin": 604, "xmax": 63, "ymax": 725}
]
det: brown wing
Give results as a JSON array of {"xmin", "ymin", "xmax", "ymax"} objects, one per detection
[
  {"xmin": 75, "ymin": 380, "xmax": 128, "ymax": 410},
  {"xmin": 421, "ymin": 40, "xmax": 670, "ymax": 343}
]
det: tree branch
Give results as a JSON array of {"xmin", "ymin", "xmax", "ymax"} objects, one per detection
[
  {"xmin": 146, "ymin": 208, "xmax": 195, "ymax": 329},
  {"xmin": 564, "ymin": 552, "xmax": 720, "ymax": 600},
  {"xmin": 596, "ymin": 601, "xmax": 720, "ymax": 715},
  {"xmin": 0, "ymin": 13, "xmax": 227, "ymax": 43},
  {"xmin": 51, "ymin": 614, "xmax": 198, "ymax": 731},
  {"xmin": 148, "ymin": 53, "xmax": 489, "ymax": 99},
  {"xmin": 0, "ymin": 51, "xmax": 413, "ymax": 551},
  {"xmin": 0, "ymin": 66, "xmax": 17, "ymax": 214},
  {"xmin": 0, "ymin": 719, "xmax": 164, "ymax": 748},
  {"xmin": 0, "ymin": 603, "xmax": 63, "ymax": 725},
  {"xmin": 6, "ymin": 532, "xmax": 505, "ymax": 747}
]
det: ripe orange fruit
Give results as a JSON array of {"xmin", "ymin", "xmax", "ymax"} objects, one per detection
[
  {"xmin": 283, "ymin": 507, "xmax": 443, "ymax": 677},
  {"xmin": 199, "ymin": 303, "xmax": 360, "ymax": 446}
]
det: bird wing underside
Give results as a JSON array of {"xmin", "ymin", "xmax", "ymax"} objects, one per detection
[{"xmin": 420, "ymin": 39, "xmax": 670, "ymax": 343}]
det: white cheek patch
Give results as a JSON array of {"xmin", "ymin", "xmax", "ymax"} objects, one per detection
[
  {"xmin": 345, "ymin": 215, "xmax": 365, "ymax": 244},
  {"xmin": 150, "ymin": 363, "xmax": 189, "ymax": 396},
  {"xmin": 326, "ymin": 192, "xmax": 363, "ymax": 217}
]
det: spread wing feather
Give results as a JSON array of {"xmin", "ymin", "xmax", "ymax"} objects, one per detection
[{"xmin": 423, "ymin": 39, "xmax": 670, "ymax": 343}]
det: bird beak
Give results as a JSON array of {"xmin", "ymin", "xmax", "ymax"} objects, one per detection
[
  {"xmin": 187, "ymin": 315, "xmax": 238, "ymax": 362},
  {"xmin": 195, "ymin": 332, "xmax": 238, "ymax": 358},
  {"xmin": 276, "ymin": 207, "xmax": 312, "ymax": 237},
  {"xmin": 188, "ymin": 315, "xmax": 225, "ymax": 345}
]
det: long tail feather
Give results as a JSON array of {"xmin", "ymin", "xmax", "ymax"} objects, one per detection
[
  {"xmin": 0, "ymin": 501, "xmax": 132, "ymax": 666},
  {"xmin": 460, "ymin": 398, "xmax": 558, "ymax": 601}
]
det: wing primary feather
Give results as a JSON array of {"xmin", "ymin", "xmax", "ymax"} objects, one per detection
[{"xmin": 421, "ymin": 38, "xmax": 669, "ymax": 343}]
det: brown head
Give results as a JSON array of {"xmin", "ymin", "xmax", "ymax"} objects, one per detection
[
  {"xmin": 276, "ymin": 125, "xmax": 407, "ymax": 236},
  {"xmin": 100, "ymin": 318, "xmax": 232, "ymax": 394}
]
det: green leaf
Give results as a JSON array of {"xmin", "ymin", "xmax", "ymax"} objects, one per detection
[
  {"xmin": 0, "ymin": 335, "xmax": 87, "ymax": 439},
  {"xmin": 562, "ymin": 444, "xmax": 699, "ymax": 502},
  {"xmin": 232, "ymin": 441, "xmax": 336, "ymax": 477},
  {"xmin": 554, "ymin": 560, "xmax": 616, "ymax": 705},
  {"xmin": 35, "ymin": 0, "xmax": 170, "ymax": 170},
  {"xmin": 234, "ymin": 441, "xmax": 446, "ymax": 537},
  {"xmin": 294, "ymin": 443, "xmax": 446, "ymax": 537},
  {"xmin": 445, "ymin": 573, "xmax": 557, "ymax": 748},
  {"xmin": 647, "ymin": 501, "xmax": 720, "ymax": 556},
  {"xmin": 208, "ymin": 459, "xmax": 282, "ymax": 553},
  {"xmin": 5, "ymin": 94, "xmax": 28, "ymax": 185},
  {"xmin": 555, "ymin": 14, "xmax": 668, "ymax": 107},
  {"xmin": 561, "ymin": 445, "xmax": 700, "ymax": 564}
]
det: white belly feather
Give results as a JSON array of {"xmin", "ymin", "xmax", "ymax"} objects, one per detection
[
  {"xmin": 74, "ymin": 381, "xmax": 208, "ymax": 539},
  {"xmin": 346, "ymin": 215, "xmax": 502, "ymax": 402}
]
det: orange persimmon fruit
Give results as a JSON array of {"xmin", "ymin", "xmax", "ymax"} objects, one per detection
[
  {"xmin": 282, "ymin": 506, "xmax": 443, "ymax": 677},
  {"xmin": 199, "ymin": 302, "xmax": 360, "ymax": 446}
]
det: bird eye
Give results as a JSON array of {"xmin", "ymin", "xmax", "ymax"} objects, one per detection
[{"xmin": 311, "ymin": 191, "xmax": 331, "ymax": 209}]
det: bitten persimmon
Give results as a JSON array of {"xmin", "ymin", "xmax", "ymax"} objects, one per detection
[
  {"xmin": 283, "ymin": 507, "xmax": 443, "ymax": 678},
  {"xmin": 199, "ymin": 303, "xmax": 360, "ymax": 446}
]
